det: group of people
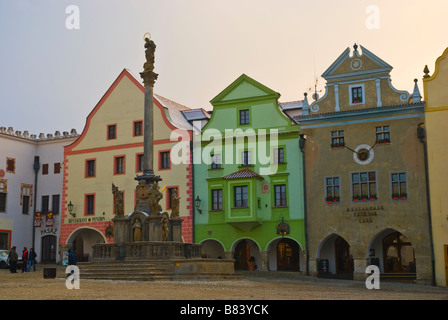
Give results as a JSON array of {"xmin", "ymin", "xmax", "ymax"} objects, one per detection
[{"xmin": 7, "ymin": 246, "xmax": 37, "ymax": 273}]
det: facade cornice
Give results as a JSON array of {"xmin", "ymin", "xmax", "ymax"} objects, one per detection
[{"xmin": 295, "ymin": 102, "xmax": 425, "ymax": 127}]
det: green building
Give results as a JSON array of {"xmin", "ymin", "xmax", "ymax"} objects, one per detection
[{"xmin": 193, "ymin": 74, "xmax": 305, "ymax": 272}]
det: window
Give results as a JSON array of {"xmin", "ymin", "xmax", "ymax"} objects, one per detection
[
  {"xmin": 52, "ymin": 194, "xmax": 60, "ymax": 214},
  {"xmin": 0, "ymin": 193, "xmax": 6, "ymax": 212},
  {"xmin": 391, "ymin": 172, "xmax": 407, "ymax": 200},
  {"xmin": 86, "ymin": 159, "xmax": 96, "ymax": 177},
  {"xmin": 241, "ymin": 151, "xmax": 251, "ymax": 166},
  {"xmin": 54, "ymin": 163, "xmax": 61, "ymax": 174},
  {"xmin": 41, "ymin": 195, "xmax": 49, "ymax": 214},
  {"xmin": 0, "ymin": 180, "xmax": 6, "ymax": 212},
  {"xmin": 211, "ymin": 189, "xmax": 223, "ymax": 211},
  {"xmin": 115, "ymin": 156, "xmax": 125, "ymax": 174},
  {"xmin": 107, "ymin": 124, "xmax": 117, "ymax": 140},
  {"xmin": 160, "ymin": 151, "xmax": 170, "ymax": 169},
  {"xmin": 331, "ymin": 131, "xmax": 345, "ymax": 148},
  {"xmin": 85, "ymin": 194, "xmax": 95, "ymax": 215},
  {"xmin": 325, "ymin": 177, "xmax": 340, "ymax": 203},
  {"xmin": 42, "ymin": 164, "xmax": 49, "ymax": 175},
  {"xmin": 134, "ymin": 121, "xmax": 143, "ymax": 136},
  {"xmin": 234, "ymin": 186, "xmax": 248, "ymax": 208},
  {"xmin": 22, "ymin": 195, "xmax": 30, "ymax": 214},
  {"xmin": 352, "ymin": 171, "xmax": 377, "ymax": 201},
  {"xmin": 273, "ymin": 148, "xmax": 285, "ymax": 164},
  {"xmin": 376, "ymin": 126, "xmax": 390, "ymax": 144},
  {"xmin": 211, "ymin": 154, "xmax": 222, "ymax": 169},
  {"xmin": 274, "ymin": 185, "xmax": 287, "ymax": 207},
  {"xmin": 136, "ymin": 154, "xmax": 144, "ymax": 172},
  {"xmin": 21, "ymin": 184, "xmax": 32, "ymax": 214},
  {"xmin": 239, "ymin": 109, "xmax": 250, "ymax": 125},
  {"xmin": 351, "ymin": 86, "xmax": 363, "ymax": 104}
]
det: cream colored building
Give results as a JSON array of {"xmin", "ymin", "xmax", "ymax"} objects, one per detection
[
  {"xmin": 60, "ymin": 69, "xmax": 202, "ymax": 262},
  {"xmin": 423, "ymin": 47, "xmax": 448, "ymax": 286}
]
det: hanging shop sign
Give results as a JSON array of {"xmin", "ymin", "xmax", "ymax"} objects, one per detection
[
  {"xmin": 276, "ymin": 220, "xmax": 290, "ymax": 235},
  {"xmin": 46, "ymin": 211, "xmax": 54, "ymax": 227},
  {"xmin": 34, "ymin": 211, "xmax": 42, "ymax": 227}
]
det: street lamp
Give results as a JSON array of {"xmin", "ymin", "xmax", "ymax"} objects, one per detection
[
  {"xmin": 195, "ymin": 196, "xmax": 202, "ymax": 214},
  {"xmin": 67, "ymin": 201, "xmax": 75, "ymax": 218}
]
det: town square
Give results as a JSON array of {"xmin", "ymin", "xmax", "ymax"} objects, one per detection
[{"xmin": 1, "ymin": 1, "xmax": 448, "ymax": 310}]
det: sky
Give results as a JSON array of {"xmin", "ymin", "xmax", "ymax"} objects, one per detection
[{"xmin": 0, "ymin": 0, "xmax": 447, "ymax": 135}]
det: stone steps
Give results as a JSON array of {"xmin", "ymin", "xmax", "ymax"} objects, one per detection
[
  {"xmin": 77, "ymin": 261, "xmax": 171, "ymax": 281},
  {"xmin": 76, "ymin": 260, "xmax": 243, "ymax": 281}
]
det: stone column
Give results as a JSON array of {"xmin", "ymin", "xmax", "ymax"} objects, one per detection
[
  {"xmin": 308, "ymin": 257, "xmax": 318, "ymax": 276},
  {"xmin": 259, "ymin": 251, "xmax": 268, "ymax": 271},
  {"xmin": 136, "ymin": 35, "xmax": 161, "ymax": 186},
  {"xmin": 353, "ymin": 257, "xmax": 368, "ymax": 281}
]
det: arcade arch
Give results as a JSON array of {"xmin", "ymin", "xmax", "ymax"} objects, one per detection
[{"xmin": 65, "ymin": 227, "xmax": 106, "ymax": 262}]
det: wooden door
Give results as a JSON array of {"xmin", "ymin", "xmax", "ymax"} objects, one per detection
[{"xmin": 41, "ymin": 235, "xmax": 56, "ymax": 263}]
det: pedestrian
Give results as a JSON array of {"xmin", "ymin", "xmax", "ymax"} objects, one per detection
[
  {"xmin": 68, "ymin": 249, "xmax": 77, "ymax": 265},
  {"xmin": 8, "ymin": 246, "xmax": 18, "ymax": 273},
  {"xmin": 27, "ymin": 248, "xmax": 37, "ymax": 272},
  {"xmin": 21, "ymin": 247, "xmax": 28, "ymax": 273}
]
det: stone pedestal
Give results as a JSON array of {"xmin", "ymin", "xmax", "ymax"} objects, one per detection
[
  {"xmin": 112, "ymin": 216, "xmax": 128, "ymax": 244},
  {"xmin": 170, "ymin": 218, "xmax": 183, "ymax": 242},
  {"xmin": 147, "ymin": 216, "xmax": 163, "ymax": 241}
]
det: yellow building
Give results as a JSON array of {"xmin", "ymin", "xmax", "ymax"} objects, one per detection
[
  {"xmin": 423, "ymin": 47, "xmax": 448, "ymax": 286},
  {"xmin": 297, "ymin": 44, "xmax": 432, "ymax": 284},
  {"xmin": 60, "ymin": 69, "xmax": 202, "ymax": 261}
]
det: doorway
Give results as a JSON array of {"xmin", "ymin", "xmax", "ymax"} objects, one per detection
[
  {"xmin": 335, "ymin": 236, "xmax": 353, "ymax": 274},
  {"xmin": 382, "ymin": 232, "xmax": 415, "ymax": 273},
  {"xmin": 234, "ymin": 240, "xmax": 250, "ymax": 270},
  {"xmin": 41, "ymin": 235, "xmax": 57, "ymax": 263},
  {"xmin": 277, "ymin": 239, "xmax": 300, "ymax": 271},
  {"xmin": 73, "ymin": 234, "xmax": 85, "ymax": 262}
]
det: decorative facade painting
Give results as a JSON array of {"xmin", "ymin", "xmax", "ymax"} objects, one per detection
[{"xmin": 6, "ymin": 158, "xmax": 15, "ymax": 174}]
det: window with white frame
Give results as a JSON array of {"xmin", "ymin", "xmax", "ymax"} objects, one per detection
[{"xmin": 349, "ymin": 84, "xmax": 365, "ymax": 105}]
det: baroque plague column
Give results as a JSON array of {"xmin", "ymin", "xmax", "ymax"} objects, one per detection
[{"xmin": 112, "ymin": 34, "xmax": 183, "ymax": 245}]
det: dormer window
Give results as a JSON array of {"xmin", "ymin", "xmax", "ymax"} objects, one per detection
[{"xmin": 349, "ymin": 84, "xmax": 365, "ymax": 106}]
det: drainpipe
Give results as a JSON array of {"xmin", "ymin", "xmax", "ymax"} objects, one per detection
[
  {"xmin": 32, "ymin": 156, "xmax": 40, "ymax": 250},
  {"xmin": 417, "ymin": 123, "xmax": 436, "ymax": 286},
  {"xmin": 299, "ymin": 134, "xmax": 309, "ymax": 276},
  {"xmin": 190, "ymin": 138, "xmax": 195, "ymax": 244}
]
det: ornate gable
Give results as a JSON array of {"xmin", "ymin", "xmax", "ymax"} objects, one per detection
[{"xmin": 303, "ymin": 44, "xmax": 413, "ymax": 116}]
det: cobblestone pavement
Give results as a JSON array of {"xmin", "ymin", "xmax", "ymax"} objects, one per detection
[{"xmin": 1, "ymin": 265, "xmax": 447, "ymax": 301}]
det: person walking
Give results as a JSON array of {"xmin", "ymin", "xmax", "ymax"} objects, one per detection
[
  {"xmin": 68, "ymin": 249, "xmax": 77, "ymax": 265},
  {"xmin": 21, "ymin": 247, "xmax": 28, "ymax": 273},
  {"xmin": 27, "ymin": 248, "xmax": 37, "ymax": 272},
  {"xmin": 8, "ymin": 246, "xmax": 18, "ymax": 273}
]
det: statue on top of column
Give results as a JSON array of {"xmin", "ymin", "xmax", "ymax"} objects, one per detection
[{"xmin": 143, "ymin": 36, "xmax": 156, "ymax": 72}]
